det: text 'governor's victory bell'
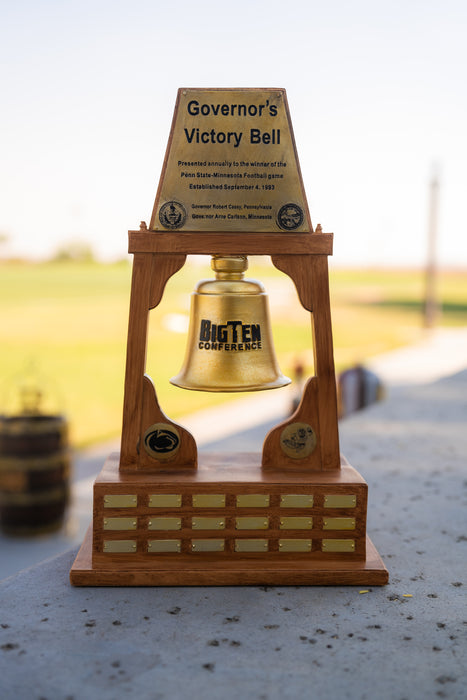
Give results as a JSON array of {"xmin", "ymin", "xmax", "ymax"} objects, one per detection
[{"xmin": 70, "ymin": 88, "xmax": 388, "ymax": 586}]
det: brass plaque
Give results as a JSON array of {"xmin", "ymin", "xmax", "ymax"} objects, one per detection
[
  {"xmin": 322, "ymin": 539, "xmax": 355, "ymax": 553},
  {"xmin": 192, "ymin": 517, "xmax": 225, "ymax": 530},
  {"xmin": 279, "ymin": 539, "xmax": 312, "ymax": 553},
  {"xmin": 191, "ymin": 539, "xmax": 225, "ymax": 552},
  {"xmin": 236, "ymin": 494, "xmax": 270, "ymax": 507},
  {"xmin": 324, "ymin": 495, "xmax": 357, "ymax": 508},
  {"xmin": 103, "ymin": 517, "xmax": 137, "ymax": 531},
  {"xmin": 148, "ymin": 540, "xmax": 181, "ymax": 553},
  {"xmin": 235, "ymin": 539, "xmax": 269, "ymax": 552},
  {"xmin": 280, "ymin": 517, "xmax": 313, "ymax": 530},
  {"xmin": 103, "ymin": 540, "xmax": 137, "ymax": 553},
  {"xmin": 280, "ymin": 422, "xmax": 317, "ymax": 459},
  {"xmin": 280, "ymin": 494, "xmax": 314, "ymax": 508},
  {"xmin": 150, "ymin": 88, "xmax": 311, "ymax": 233},
  {"xmin": 148, "ymin": 517, "xmax": 181, "ymax": 531},
  {"xmin": 236, "ymin": 517, "xmax": 269, "ymax": 530},
  {"xmin": 103, "ymin": 494, "xmax": 137, "ymax": 508},
  {"xmin": 192, "ymin": 494, "xmax": 225, "ymax": 508},
  {"xmin": 143, "ymin": 423, "xmax": 181, "ymax": 461},
  {"xmin": 149, "ymin": 494, "xmax": 182, "ymax": 508},
  {"xmin": 323, "ymin": 517, "xmax": 356, "ymax": 530}
]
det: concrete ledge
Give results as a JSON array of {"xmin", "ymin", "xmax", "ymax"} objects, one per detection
[{"xmin": 1, "ymin": 370, "xmax": 466, "ymax": 698}]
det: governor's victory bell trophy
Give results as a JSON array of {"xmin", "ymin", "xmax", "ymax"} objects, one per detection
[{"xmin": 70, "ymin": 88, "xmax": 388, "ymax": 586}]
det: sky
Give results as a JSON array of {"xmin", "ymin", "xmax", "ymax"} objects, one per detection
[{"xmin": 1, "ymin": 0, "xmax": 466, "ymax": 267}]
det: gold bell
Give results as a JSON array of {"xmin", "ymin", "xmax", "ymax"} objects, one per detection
[{"xmin": 170, "ymin": 256, "xmax": 291, "ymax": 392}]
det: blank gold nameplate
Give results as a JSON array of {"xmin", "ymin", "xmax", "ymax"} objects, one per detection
[
  {"xmin": 280, "ymin": 494, "xmax": 314, "ymax": 508},
  {"xmin": 322, "ymin": 539, "xmax": 355, "ymax": 552},
  {"xmin": 149, "ymin": 494, "xmax": 182, "ymax": 508},
  {"xmin": 236, "ymin": 517, "xmax": 269, "ymax": 530},
  {"xmin": 324, "ymin": 495, "xmax": 356, "ymax": 508},
  {"xmin": 103, "ymin": 517, "xmax": 137, "ymax": 531},
  {"xmin": 103, "ymin": 540, "xmax": 137, "ymax": 553},
  {"xmin": 279, "ymin": 539, "xmax": 312, "ymax": 552},
  {"xmin": 148, "ymin": 540, "xmax": 181, "ymax": 553},
  {"xmin": 235, "ymin": 539, "xmax": 268, "ymax": 552},
  {"xmin": 323, "ymin": 517, "xmax": 356, "ymax": 530},
  {"xmin": 280, "ymin": 517, "xmax": 313, "ymax": 530},
  {"xmin": 192, "ymin": 494, "xmax": 225, "ymax": 508},
  {"xmin": 191, "ymin": 540, "xmax": 225, "ymax": 552},
  {"xmin": 148, "ymin": 517, "xmax": 182, "ymax": 530},
  {"xmin": 104, "ymin": 494, "xmax": 137, "ymax": 508},
  {"xmin": 192, "ymin": 517, "xmax": 225, "ymax": 530},
  {"xmin": 236, "ymin": 494, "xmax": 270, "ymax": 507}
]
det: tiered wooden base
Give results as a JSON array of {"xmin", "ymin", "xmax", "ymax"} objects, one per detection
[{"xmin": 70, "ymin": 453, "xmax": 388, "ymax": 586}]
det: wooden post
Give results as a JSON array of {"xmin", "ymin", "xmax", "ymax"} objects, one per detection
[
  {"xmin": 119, "ymin": 252, "xmax": 188, "ymax": 471},
  {"xmin": 263, "ymin": 254, "xmax": 340, "ymax": 470},
  {"xmin": 119, "ymin": 253, "xmax": 152, "ymax": 468}
]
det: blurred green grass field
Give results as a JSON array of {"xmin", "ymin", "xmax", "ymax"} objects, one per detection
[{"xmin": 1, "ymin": 259, "xmax": 466, "ymax": 447}]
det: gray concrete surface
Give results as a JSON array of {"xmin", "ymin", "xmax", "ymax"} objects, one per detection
[{"xmin": 0, "ymin": 328, "xmax": 466, "ymax": 699}]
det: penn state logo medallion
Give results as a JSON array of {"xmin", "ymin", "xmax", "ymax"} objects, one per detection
[{"xmin": 143, "ymin": 423, "xmax": 181, "ymax": 461}]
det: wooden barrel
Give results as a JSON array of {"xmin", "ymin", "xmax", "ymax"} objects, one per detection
[{"xmin": 0, "ymin": 414, "xmax": 70, "ymax": 534}]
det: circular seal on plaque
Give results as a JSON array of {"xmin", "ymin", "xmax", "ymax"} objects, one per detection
[
  {"xmin": 159, "ymin": 201, "xmax": 186, "ymax": 229},
  {"xmin": 277, "ymin": 203, "xmax": 304, "ymax": 231},
  {"xmin": 143, "ymin": 423, "xmax": 181, "ymax": 460},
  {"xmin": 280, "ymin": 422, "xmax": 316, "ymax": 459}
]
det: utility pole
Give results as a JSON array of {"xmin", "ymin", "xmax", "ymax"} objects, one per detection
[{"xmin": 424, "ymin": 169, "xmax": 440, "ymax": 328}]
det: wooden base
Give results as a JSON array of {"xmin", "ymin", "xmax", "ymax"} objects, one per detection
[
  {"xmin": 70, "ymin": 527, "xmax": 387, "ymax": 586},
  {"xmin": 69, "ymin": 452, "xmax": 388, "ymax": 586}
]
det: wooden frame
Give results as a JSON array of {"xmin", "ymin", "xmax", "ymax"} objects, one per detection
[{"xmin": 70, "ymin": 228, "xmax": 388, "ymax": 586}]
